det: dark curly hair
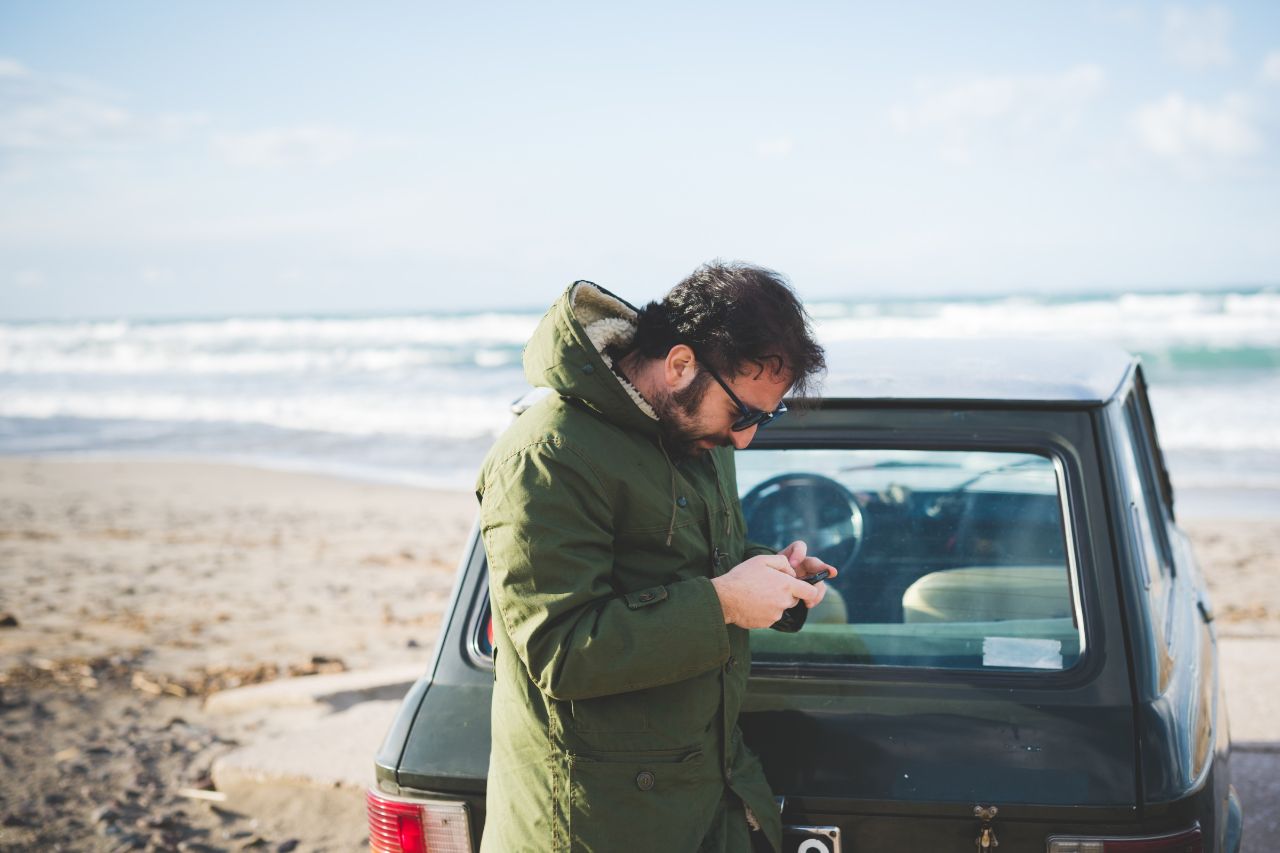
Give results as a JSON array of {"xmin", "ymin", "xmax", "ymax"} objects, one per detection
[{"xmin": 626, "ymin": 260, "xmax": 826, "ymax": 399}]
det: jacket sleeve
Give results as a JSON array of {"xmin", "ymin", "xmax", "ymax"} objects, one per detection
[{"xmin": 479, "ymin": 439, "xmax": 731, "ymax": 701}]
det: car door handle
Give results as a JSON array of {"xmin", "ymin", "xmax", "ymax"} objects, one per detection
[{"xmin": 1197, "ymin": 598, "xmax": 1215, "ymax": 624}]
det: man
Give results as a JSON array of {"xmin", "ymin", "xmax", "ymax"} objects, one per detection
[{"xmin": 477, "ymin": 261, "xmax": 832, "ymax": 852}]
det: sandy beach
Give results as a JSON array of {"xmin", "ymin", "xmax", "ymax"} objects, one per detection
[
  {"xmin": 0, "ymin": 458, "xmax": 474, "ymax": 851},
  {"xmin": 1, "ymin": 456, "xmax": 1277, "ymax": 851}
]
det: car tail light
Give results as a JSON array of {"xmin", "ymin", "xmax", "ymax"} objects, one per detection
[
  {"xmin": 366, "ymin": 788, "xmax": 472, "ymax": 853},
  {"xmin": 1047, "ymin": 824, "xmax": 1202, "ymax": 853}
]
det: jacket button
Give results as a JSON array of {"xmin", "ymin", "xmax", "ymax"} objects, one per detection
[
  {"xmin": 639, "ymin": 592, "xmax": 654, "ymax": 602},
  {"xmin": 676, "ymin": 496, "xmax": 688, "ymax": 508},
  {"xmin": 582, "ymin": 363, "xmax": 595, "ymax": 374},
  {"xmin": 636, "ymin": 770, "xmax": 655, "ymax": 791}
]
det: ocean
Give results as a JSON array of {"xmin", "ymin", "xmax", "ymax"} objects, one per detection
[{"xmin": 2, "ymin": 286, "xmax": 1278, "ymax": 516}]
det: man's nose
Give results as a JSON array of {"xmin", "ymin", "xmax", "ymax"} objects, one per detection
[{"xmin": 729, "ymin": 426, "xmax": 758, "ymax": 449}]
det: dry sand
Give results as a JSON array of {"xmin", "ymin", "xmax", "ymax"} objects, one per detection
[
  {"xmin": 0, "ymin": 458, "xmax": 473, "ymax": 851},
  {"xmin": 1184, "ymin": 518, "xmax": 1280, "ymax": 635},
  {"xmin": 0, "ymin": 456, "xmax": 1276, "ymax": 851}
]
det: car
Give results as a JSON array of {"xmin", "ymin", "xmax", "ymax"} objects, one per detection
[{"xmin": 367, "ymin": 337, "xmax": 1243, "ymax": 853}]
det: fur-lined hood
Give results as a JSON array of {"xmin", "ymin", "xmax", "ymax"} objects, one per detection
[{"xmin": 522, "ymin": 280, "xmax": 661, "ymax": 434}]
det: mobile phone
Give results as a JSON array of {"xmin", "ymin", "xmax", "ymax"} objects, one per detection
[{"xmin": 770, "ymin": 569, "xmax": 831, "ymax": 633}]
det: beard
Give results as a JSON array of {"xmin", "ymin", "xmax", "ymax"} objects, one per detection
[{"xmin": 654, "ymin": 373, "xmax": 721, "ymax": 460}]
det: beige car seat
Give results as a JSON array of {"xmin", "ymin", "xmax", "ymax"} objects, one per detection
[{"xmin": 901, "ymin": 566, "xmax": 1072, "ymax": 623}]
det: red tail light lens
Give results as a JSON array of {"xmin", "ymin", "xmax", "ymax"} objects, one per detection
[
  {"xmin": 366, "ymin": 788, "xmax": 473, "ymax": 853},
  {"xmin": 1048, "ymin": 824, "xmax": 1203, "ymax": 853},
  {"xmin": 397, "ymin": 810, "xmax": 425, "ymax": 853}
]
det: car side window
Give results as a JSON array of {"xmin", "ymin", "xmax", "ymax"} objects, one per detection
[
  {"xmin": 1124, "ymin": 393, "xmax": 1174, "ymax": 571},
  {"xmin": 1132, "ymin": 367, "xmax": 1177, "ymax": 521},
  {"xmin": 1112, "ymin": 404, "xmax": 1171, "ymax": 647},
  {"xmin": 737, "ymin": 447, "xmax": 1085, "ymax": 673}
]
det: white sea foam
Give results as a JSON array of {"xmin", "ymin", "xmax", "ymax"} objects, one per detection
[
  {"xmin": 1148, "ymin": 380, "xmax": 1280, "ymax": 451},
  {"xmin": 0, "ymin": 391, "xmax": 513, "ymax": 440},
  {"xmin": 0, "ymin": 313, "xmax": 536, "ymax": 376},
  {"xmin": 0, "ymin": 312, "xmax": 539, "ymax": 347},
  {"xmin": 812, "ymin": 290, "xmax": 1280, "ymax": 348},
  {"xmin": 0, "ymin": 345, "xmax": 525, "ymax": 376}
]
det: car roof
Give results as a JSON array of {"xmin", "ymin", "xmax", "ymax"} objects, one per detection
[
  {"xmin": 818, "ymin": 337, "xmax": 1136, "ymax": 404},
  {"xmin": 510, "ymin": 337, "xmax": 1138, "ymax": 414}
]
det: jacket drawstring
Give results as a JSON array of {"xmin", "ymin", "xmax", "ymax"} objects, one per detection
[
  {"xmin": 657, "ymin": 437, "xmax": 678, "ymax": 546},
  {"xmin": 659, "ymin": 442, "xmax": 733, "ymax": 545},
  {"xmin": 708, "ymin": 452, "xmax": 732, "ymax": 536}
]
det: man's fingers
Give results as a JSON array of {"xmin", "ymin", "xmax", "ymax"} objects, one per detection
[
  {"xmin": 787, "ymin": 576, "xmax": 822, "ymax": 605},
  {"xmin": 759, "ymin": 555, "xmax": 797, "ymax": 577},
  {"xmin": 783, "ymin": 539, "xmax": 808, "ymax": 568},
  {"xmin": 800, "ymin": 555, "xmax": 838, "ymax": 579},
  {"xmin": 780, "ymin": 543, "xmax": 837, "ymax": 579}
]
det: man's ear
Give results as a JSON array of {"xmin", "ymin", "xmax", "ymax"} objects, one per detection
[{"xmin": 663, "ymin": 344, "xmax": 697, "ymax": 390}]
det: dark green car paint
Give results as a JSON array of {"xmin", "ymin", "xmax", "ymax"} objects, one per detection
[{"xmin": 375, "ymin": 362, "xmax": 1242, "ymax": 852}]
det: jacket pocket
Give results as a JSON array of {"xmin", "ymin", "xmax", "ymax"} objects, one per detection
[
  {"xmin": 566, "ymin": 691, "xmax": 650, "ymax": 734},
  {"xmin": 566, "ymin": 746, "xmax": 715, "ymax": 853}
]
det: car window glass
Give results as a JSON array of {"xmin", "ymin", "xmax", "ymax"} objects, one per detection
[
  {"xmin": 1133, "ymin": 368, "xmax": 1176, "ymax": 519},
  {"xmin": 1114, "ymin": 403, "xmax": 1171, "ymax": 646},
  {"xmin": 737, "ymin": 448, "xmax": 1084, "ymax": 672},
  {"xmin": 1124, "ymin": 394, "xmax": 1174, "ymax": 568}
]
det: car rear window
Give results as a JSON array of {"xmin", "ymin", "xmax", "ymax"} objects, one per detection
[{"xmin": 739, "ymin": 447, "xmax": 1085, "ymax": 672}]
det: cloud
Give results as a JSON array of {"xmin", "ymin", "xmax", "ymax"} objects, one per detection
[
  {"xmin": 0, "ymin": 57, "xmax": 387, "ymax": 179},
  {"xmin": 755, "ymin": 136, "xmax": 794, "ymax": 159},
  {"xmin": 0, "ymin": 56, "xmax": 206, "ymax": 155},
  {"xmin": 1162, "ymin": 6, "xmax": 1232, "ymax": 68},
  {"xmin": 1132, "ymin": 92, "xmax": 1261, "ymax": 168},
  {"xmin": 0, "ymin": 97, "xmax": 132, "ymax": 150},
  {"xmin": 1263, "ymin": 51, "xmax": 1280, "ymax": 84},
  {"xmin": 0, "ymin": 58, "xmax": 31, "ymax": 79},
  {"xmin": 14, "ymin": 269, "xmax": 45, "ymax": 289},
  {"xmin": 891, "ymin": 65, "xmax": 1106, "ymax": 162},
  {"xmin": 212, "ymin": 126, "xmax": 403, "ymax": 167},
  {"xmin": 140, "ymin": 266, "xmax": 176, "ymax": 285}
]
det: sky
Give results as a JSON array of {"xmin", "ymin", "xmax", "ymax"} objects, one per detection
[{"xmin": 1, "ymin": 1, "xmax": 1279, "ymax": 320}]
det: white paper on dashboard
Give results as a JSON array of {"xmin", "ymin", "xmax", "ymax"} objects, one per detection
[{"xmin": 982, "ymin": 636, "xmax": 1063, "ymax": 670}]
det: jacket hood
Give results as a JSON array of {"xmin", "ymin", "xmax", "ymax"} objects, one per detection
[{"xmin": 524, "ymin": 281, "xmax": 661, "ymax": 435}]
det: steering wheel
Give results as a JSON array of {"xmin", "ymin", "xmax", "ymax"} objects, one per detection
[{"xmin": 740, "ymin": 473, "xmax": 867, "ymax": 571}]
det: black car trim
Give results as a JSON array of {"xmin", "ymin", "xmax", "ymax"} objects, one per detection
[
  {"xmin": 779, "ymin": 795, "xmax": 1139, "ymax": 821},
  {"xmin": 797, "ymin": 396, "xmax": 1111, "ymax": 410},
  {"xmin": 464, "ymin": 558, "xmax": 495, "ymax": 667}
]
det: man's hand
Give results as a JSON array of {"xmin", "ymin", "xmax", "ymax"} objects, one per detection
[
  {"xmin": 779, "ymin": 540, "xmax": 838, "ymax": 583},
  {"xmin": 710, "ymin": 554, "xmax": 824, "ymax": 629}
]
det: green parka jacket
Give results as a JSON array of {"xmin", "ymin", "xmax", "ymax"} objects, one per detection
[{"xmin": 476, "ymin": 281, "xmax": 782, "ymax": 853}]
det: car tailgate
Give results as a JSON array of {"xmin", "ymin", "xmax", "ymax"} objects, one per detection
[{"xmin": 741, "ymin": 672, "xmax": 1140, "ymax": 849}]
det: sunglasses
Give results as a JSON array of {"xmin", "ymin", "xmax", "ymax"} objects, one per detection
[{"xmin": 699, "ymin": 360, "xmax": 789, "ymax": 432}]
